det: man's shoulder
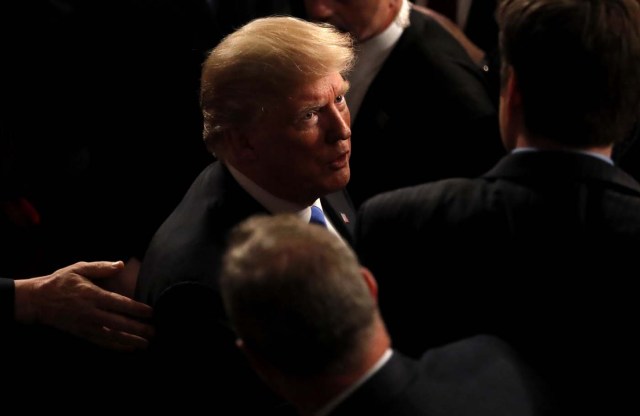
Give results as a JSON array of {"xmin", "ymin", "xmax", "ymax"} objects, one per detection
[
  {"xmin": 414, "ymin": 335, "xmax": 547, "ymax": 415},
  {"xmin": 420, "ymin": 335, "xmax": 520, "ymax": 369},
  {"xmin": 359, "ymin": 178, "xmax": 490, "ymax": 217}
]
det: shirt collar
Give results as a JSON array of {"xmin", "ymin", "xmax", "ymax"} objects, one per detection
[
  {"xmin": 357, "ymin": 0, "xmax": 407, "ymax": 64},
  {"xmin": 226, "ymin": 163, "xmax": 305, "ymax": 213},
  {"xmin": 226, "ymin": 163, "xmax": 326, "ymax": 225},
  {"xmin": 511, "ymin": 147, "xmax": 614, "ymax": 165},
  {"xmin": 314, "ymin": 349, "xmax": 393, "ymax": 416}
]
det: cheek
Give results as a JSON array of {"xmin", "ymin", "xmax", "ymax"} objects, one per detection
[{"xmin": 276, "ymin": 137, "xmax": 319, "ymax": 168}]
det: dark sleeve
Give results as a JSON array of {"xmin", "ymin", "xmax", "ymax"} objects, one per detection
[
  {"xmin": 0, "ymin": 277, "xmax": 16, "ymax": 325},
  {"xmin": 478, "ymin": 48, "xmax": 501, "ymax": 108}
]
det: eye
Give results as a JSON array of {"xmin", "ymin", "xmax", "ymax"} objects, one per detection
[
  {"xmin": 335, "ymin": 95, "xmax": 345, "ymax": 104},
  {"xmin": 297, "ymin": 109, "xmax": 319, "ymax": 127}
]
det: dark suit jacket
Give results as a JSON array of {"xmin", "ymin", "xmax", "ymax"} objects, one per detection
[
  {"xmin": 136, "ymin": 161, "xmax": 355, "ymax": 305},
  {"xmin": 133, "ymin": 161, "xmax": 355, "ymax": 412},
  {"xmin": 355, "ymin": 150, "xmax": 640, "ymax": 413},
  {"xmin": 463, "ymin": 0, "xmax": 498, "ymax": 60},
  {"xmin": 463, "ymin": 0, "xmax": 500, "ymax": 104},
  {"xmin": 332, "ymin": 335, "xmax": 545, "ymax": 416},
  {"xmin": 346, "ymin": 8, "xmax": 504, "ymax": 208}
]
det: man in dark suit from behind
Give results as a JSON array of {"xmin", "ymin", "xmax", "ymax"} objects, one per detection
[
  {"xmin": 220, "ymin": 214, "xmax": 546, "ymax": 416},
  {"xmin": 302, "ymin": 0, "xmax": 505, "ymax": 208},
  {"xmin": 356, "ymin": 0, "xmax": 640, "ymax": 413}
]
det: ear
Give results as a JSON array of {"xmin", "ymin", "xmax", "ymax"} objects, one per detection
[
  {"xmin": 389, "ymin": 0, "xmax": 402, "ymax": 11},
  {"xmin": 237, "ymin": 338, "xmax": 268, "ymax": 376},
  {"xmin": 502, "ymin": 65, "xmax": 522, "ymax": 114},
  {"xmin": 499, "ymin": 65, "xmax": 523, "ymax": 151},
  {"xmin": 360, "ymin": 267, "xmax": 379, "ymax": 302},
  {"xmin": 236, "ymin": 337, "xmax": 284, "ymax": 391},
  {"xmin": 226, "ymin": 129, "xmax": 258, "ymax": 162}
]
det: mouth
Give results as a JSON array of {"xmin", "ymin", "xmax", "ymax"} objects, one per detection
[{"xmin": 329, "ymin": 151, "xmax": 350, "ymax": 170}]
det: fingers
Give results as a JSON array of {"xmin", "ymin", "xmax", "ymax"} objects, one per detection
[
  {"xmin": 97, "ymin": 289, "xmax": 153, "ymax": 320},
  {"xmin": 65, "ymin": 278, "xmax": 155, "ymax": 351},
  {"xmin": 93, "ymin": 306, "xmax": 155, "ymax": 342},
  {"xmin": 70, "ymin": 305, "xmax": 154, "ymax": 351},
  {"xmin": 78, "ymin": 324, "xmax": 151, "ymax": 352},
  {"xmin": 68, "ymin": 260, "xmax": 125, "ymax": 280}
]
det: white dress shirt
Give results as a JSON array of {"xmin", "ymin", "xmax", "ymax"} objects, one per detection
[
  {"xmin": 226, "ymin": 163, "xmax": 342, "ymax": 236},
  {"xmin": 315, "ymin": 349, "xmax": 394, "ymax": 416}
]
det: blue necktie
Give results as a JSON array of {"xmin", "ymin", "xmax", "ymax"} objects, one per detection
[{"xmin": 309, "ymin": 205, "xmax": 327, "ymax": 227}]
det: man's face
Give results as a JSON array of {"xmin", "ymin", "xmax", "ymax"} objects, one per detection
[
  {"xmin": 304, "ymin": 0, "xmax": 395, "ymax": 42},
  {"xmin": 250, "ymin": 72, "xmax": 351, "ymax": 205}
]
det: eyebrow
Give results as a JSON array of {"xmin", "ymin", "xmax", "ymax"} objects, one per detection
[
  {"xmin": 341, "ymin": 80, "xmax": 351, "ymax": 96},
  {"xmin": 297, "ymin": 81, "xmax": 351, "ymax": 116}
]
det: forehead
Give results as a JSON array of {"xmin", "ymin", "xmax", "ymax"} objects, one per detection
[{"xmin": 286, "ymin": 73, "xmax": 348, "ymax": 103}]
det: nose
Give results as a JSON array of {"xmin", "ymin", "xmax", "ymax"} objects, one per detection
[
  {"xmin": 325, "ymin": 105, "xmax": 351, "ymax": 143},
  {"xmin": 304, "ymin": 0, "xmax": 335, "ymax": 21}
]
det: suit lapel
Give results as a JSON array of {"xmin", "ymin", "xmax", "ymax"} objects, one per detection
[
  {"xmin": 322, "ymin": 190, "xmax": 356, "ymax": 245},
  {"xmin": 220, "ymin": 164, "xmax": 356, "ymax": 244},
  {"xmin": 331, "ymin": 353, "xmax": 415, "ymax": 416},
  {"xmin": 218, "ymin": 164, "xmax": 271, "ymax": 228}
]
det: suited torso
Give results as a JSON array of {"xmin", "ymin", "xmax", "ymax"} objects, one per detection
[
  {"xmin": 136, "ymin": 161, "xmax": 355, "ymax": 306},
  {"xmin": 355, "ymin": 151, "xmax": 640, "ymax": 413},
  {"xmin": 132, "ymin": 161, "xmax": 355, "ymax": 413},
  {"xmin": 347, "ymin": 8, "xmax": 504, "ymax": 209},
  {"xmin": 331, "ymin": 335, "xmax": 545, "ymax": 416}
]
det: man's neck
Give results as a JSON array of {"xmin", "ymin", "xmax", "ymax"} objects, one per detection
[
  {"xmin": 226, "ymin": 162, "xmax": 313, "ymax": 210},
  {"xmin": 514, "ymin": 134, "xmax": 613, "ymax": 159},
  {"xmin": 289, "ymin": 321, "xmax": 392, "ymax": 416}
]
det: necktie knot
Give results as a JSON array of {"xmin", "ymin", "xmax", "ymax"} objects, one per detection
[{"xmin": 309, "ymin": 205, "xmax": 327, "ymax": 227}]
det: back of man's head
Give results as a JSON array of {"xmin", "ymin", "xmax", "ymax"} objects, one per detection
[
  {"xmin": 498, "ymin": 0, "xmax": 640, "ymax": 147},
  {"xmin": 220, "ymin": 214, "xmax": 376, "ymax": 377}
]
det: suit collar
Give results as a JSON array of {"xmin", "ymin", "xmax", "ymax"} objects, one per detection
[
  {"xmin": 330, "ymin": 352, "xmax": 414, "ymax": 416},
  {"xmin": 225, "ymin": 162, "xmax": 306, "ymax": 213},
  {"xmin": 484, "ymin": 150, "xmax": 640, "ymax": 196},
  {"xmin": 217, "ymin": 163, "xmax": 356, "ymax": 245},
  {"xmin": 321, "ymin": 191, "xmax": 356, "ymax": 246},
  {"xmin": 216, "ymin": 162, "xmax": 271, "ymax": 223}
]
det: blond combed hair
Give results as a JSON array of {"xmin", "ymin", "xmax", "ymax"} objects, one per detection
[{"xmin": 201, "ymin": 16, "xmax": 355, "ymax": 157}]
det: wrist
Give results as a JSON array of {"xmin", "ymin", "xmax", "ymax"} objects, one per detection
[{"xmin": 14, "ymin": 277, "xmax": 43, "ymax": 324}]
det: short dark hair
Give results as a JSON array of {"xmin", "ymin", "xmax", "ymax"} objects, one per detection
[{"xmin": 498, "ymin": 0, "xmax": 640, "ymax": 146}]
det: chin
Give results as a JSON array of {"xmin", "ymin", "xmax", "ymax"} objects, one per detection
[{"xmin": 327, "ymin": 171, "xmax": 350, "ymax": 192}]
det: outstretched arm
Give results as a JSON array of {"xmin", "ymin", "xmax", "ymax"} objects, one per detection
[{"xmin": 13, "ymin": 261, "xmax": 154, "ymax": 351}]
